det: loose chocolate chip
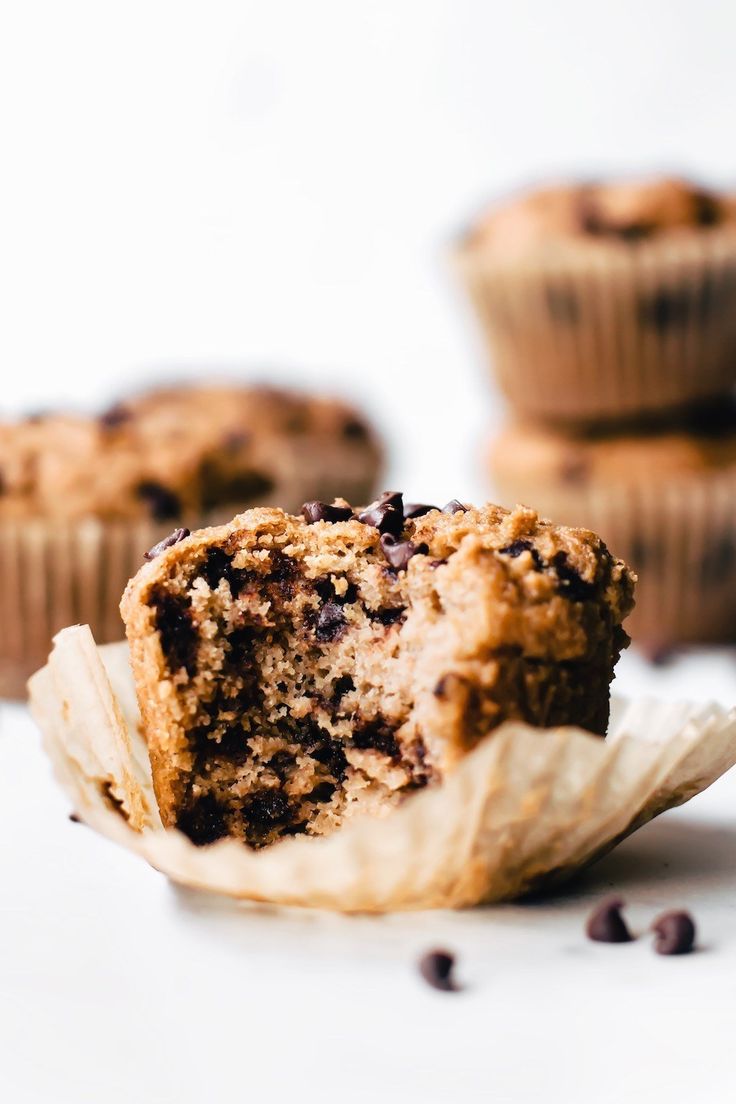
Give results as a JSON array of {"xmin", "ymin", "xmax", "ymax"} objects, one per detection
[
  {"xmin": 553, "ymin": 550, "xmax": 596, "ymax": 602},
  {"xmin": 403, "ymin": 502, "xmax": 438, "ymax": 519},
  {"xmin": 314, "ymin": 600, "xmax": 348, "ymax": 642},
  {"xmin": 144, "ymin": 527, "xmax": 190, "ymax": 561},
  {"xmin": 358, "ymin": 491, "xmax": 405, "ymax": 536},
  {"xmin": 651, "ymin": 910, "xmax": 696, "ymax": 955},
  {"xmin": 418, "ymin": 950, "xmax": 460, "ymax": 992},
  {"xmin": 309, "ymin": 781, "xmax": 336, "ymax": 803},
  {"xmin": 150, "ymin": 588, "xmax": 198, "ymax": 676},
  {"xmin": 137, "ymin": 480, "xmax": 182, "ymax": 521},
  {"xmin": 442, "ymin": 499, "xmax": 467, "ymax": 514},
  {"xmin": 301, "ymin": 501, "xmax": 354, "ymax": 524},
  {"xmin": 69, "ymin": 812, "xmax": 82, "ymax": 824},
  {"xmin": 380, "ymin": 534, "xmax": 428, "ymax": 570},
  {"xmin": 585, "ymin": 896, "xmax": 634, "ymax": 944},
  {"xmin": 99, "ymin": 403, "xmax": 132, "ymax": 429},
  {"xmin": 499, "ymin": 539, "xmax": 543, "ymax": 570},
  {"xmin": 176, "ymin": 794, "xmax": 229, "ymax": 846}
]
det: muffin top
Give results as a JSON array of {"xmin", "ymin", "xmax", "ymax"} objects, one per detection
[
  {"xmin": 489, "ymin": 405, "xmax": 736, "ymax": 494},
  {"xmin": 0, "ymin": 384, "xmax": 381, "ymax": 521},
  {"xmin": 466, "ymin": 177, "xmax": 736, "ymax": 258}
]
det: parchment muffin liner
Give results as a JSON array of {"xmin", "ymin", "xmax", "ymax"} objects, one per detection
[
  {"xmin": 455, "ymin": 231, "xmax": 736, "ymax": 425},
  {"xmin": 28, "ymin": 624, "xmax": 736, "ymax": 912},
  {"xmin": 490, "ymin": 471, "xmax": 736, "ymax": 647}
]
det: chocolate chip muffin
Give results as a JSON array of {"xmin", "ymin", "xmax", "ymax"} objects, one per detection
[
  {"xmin": 121, "ymin": 494, "xmax": 634, "ymax": 848},
  {"xmin": 488, "ymin": 409, "xmax": 736, "ymax": 646},
  {"xmin": 455, "ymin": 177, "xmax": 736, "ymax": 424},
  {"xmin": 5, "ymin": 383, "xmax": 381, "ymax": 700}
]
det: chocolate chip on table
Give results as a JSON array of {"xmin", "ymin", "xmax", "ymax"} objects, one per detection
[
  {"xmin": 137, "ymin": 481, "xmax": 182, "ymax": 521},
  {"xmin": 403, "ymin": 502, "xmax": 438, "ymax": 519},
  {"xmin": 144, "ymin": 527, "xmax": 190, "ymax": 561},
  {"xmin": 442, "ymin": 500, "xmax": 467, "ymax": 514},
  {"xmin": 585, "ymin": 896, "xmax": 634, "ymax": 943},
  {"xmin": 301, "ymin": 501, "xmax": 354, "ymax": 524},
  {"xmin": 380, "ymin": 534, "xmax": 429, "ymax": 570},
  {"xmin": 418, "ymin": 949, "xmax": 460, "ymax": 992},
  {"xmin": 651, "ymin": 910, "xmax": 696, "ymax": 955},
  {"xmin": 358, "ymin": 491, "xmax": 405, "ymax": 536},
  {"xmin": 68, "ymin": 812, "xmax": 82, "ymax": 824}
]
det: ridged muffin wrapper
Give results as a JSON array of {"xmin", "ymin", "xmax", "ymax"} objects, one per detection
[
  {"xmin": 28, "ymin": 625, "xmax": 736, "ymax": 912},
  {"xmin": 491, "ymin": 471, "xmax": 736, "ymax": 646},
  {"xmin": 455, "ymin": 230, "xmax": 736, "ymax": 424}
]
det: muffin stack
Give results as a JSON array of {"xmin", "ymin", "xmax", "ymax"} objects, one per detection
[{"xmin": 456, "ymin": 177, "xmax": 736, "ymax": 648}]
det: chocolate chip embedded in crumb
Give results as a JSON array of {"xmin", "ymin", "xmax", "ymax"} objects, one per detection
[
  {"xmin": 553, "ymin": 550, "xmax": 596, "ymax": 602},
  {"xmin": 301, "ymin": 501, "xmax": 354, "ymax": 524},
  {"xmin": 358, "ymin": 491, "xmax": 405, "ymax": 536},
  {"xmin": 585, "ymin": 896, "xmax": 634, "ymax": 944},
  {"xmin": 442, "ymin": 500, "xmax": 467, "ymax": 514},
  {"xmin": 144, "ymin": 527, "xmax": 190, "ymax": 561},
  {"xmin": 418, "ymin": 949, "xmax": 460, "ymax": 992},
  {"xmin": 499, "ymin": 539, "xmax": 543, "ymax": 570},
  {"xmin": 136, "ymin": 480, "xmax": 182, "ymax": 521},
  {"xmin": 380, "ymin": 534, "xmax": 429, "ymax": 570},
  {"xmin": 99, "ymin": 402, "xmax": 132, "ymax": 429},
  {"xmin": 651, "ymin": 910, "xmax": 696, "ymax": 955},
  {"xmin": 403, "ymin": 502, "xmax": 438, "ymax": 519}
]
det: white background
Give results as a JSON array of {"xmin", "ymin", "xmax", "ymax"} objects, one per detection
[{"xmin": 2, "ymin": 3, "xmax": 736, "ymax": 1101}]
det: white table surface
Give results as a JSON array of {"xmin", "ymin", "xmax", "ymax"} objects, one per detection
[{"xmin": 3, "ymin": 646, "xmax": 736, "ymax": 1104}]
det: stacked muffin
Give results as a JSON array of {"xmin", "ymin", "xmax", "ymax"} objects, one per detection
[{"xmin": 456, "ymin": 177, "xmax": 736, "ymax": 648}]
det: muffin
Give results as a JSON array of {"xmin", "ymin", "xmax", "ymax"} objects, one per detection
[
  {"xmin": 488, "ymin": 409, "xmax": 736, "ymax": 646},
  {"xmin": 456, "ymin": 177, "xmax": 736, "ymax": 424},
  {"xmin": 2, "ymin": 383, "xmax": 382, "ymax": 698},
  {"xmin": 120, "ymin": 494, "xmax": 634, "ymax": 848}
]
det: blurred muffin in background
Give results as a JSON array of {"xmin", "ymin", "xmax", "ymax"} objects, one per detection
[
  {"xmin": 487, "ymin": 407, "xmax": 736, "ymax": 648},
  {"xmin": 456, "ymin": 177, "xmax": 736, "ymax": 425},
  {"xmin": 0, "ymin": 383, "xmax": 382, "ymax": 697}
]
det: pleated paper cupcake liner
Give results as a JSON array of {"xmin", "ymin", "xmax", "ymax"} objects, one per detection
[
  {"xmin": 27, "ymin": 624, "xmax": 736, "ymax": 912},
  {"xmin": 490, "ymin": 470, "xmax": 736, "ymax": 647},
  {"xmin": 455, "ymin": 231, "xmax": 736, "ymax": 425}
]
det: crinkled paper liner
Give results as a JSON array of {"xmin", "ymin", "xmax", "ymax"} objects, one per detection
[
  {"xmin": 490, "ymin": 470, "xmax": 736, "ymax": 646},
  {"xmin": 27, "ymin": 624, "xmax": 736, "ymax": 912},
  {"xmin": 455, "ymin": 231, "xmax": 736, "ymax": 424}
]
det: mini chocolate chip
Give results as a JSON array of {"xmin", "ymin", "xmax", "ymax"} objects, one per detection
[
  {"xmin": 553, "ymin": 550, "xmax": 596, "ymax": 602},
  {"xmin": 418, "ymin": 949, "xmax": 460, "ymax": 992},
  {"xmin": 301, "ymin": 501, "xmax": 354, "ymax": 524},
  {"xmin": 380, "ymin": 534, "xmax": 429, "ymax": 570},
  {"xmin": 651, "ymin": 910, "xmax": 696, "ymax": 955},
  {"xmin": 358, "ymin": 491, "xmax": 405, "ymax": 536},
  {"xmin": 69, "ymin": 812, "xmax": 82, "ymax": 824},
  {"xmin": 177, "ymin": 794, "xmax": 229, "ymax": 846},
  {"xmin": 403, "ymin": 502, "xmax": 438, "ymax": 519},
  {"xmin": 442, "ymin": 499, "xmax": 467, "ymax": 514},
  {"xmin": 314, "ymin": 600, "xmax": 348, "ymax": 642},
  {"xmin": 144, "ymin": 527, "xmax": 190, "ymax": 561},
  {"xmin": 99, "ymin": 402, "xmax": 132, "ymax": 429},
  {"xmin": 585, "ymin": 896, "xmax": 634, "ymax": 944},
  {"xmin": 342, "ymin": 418, "xmax": 369, "ymax": 440},
  {"xmin": 309, "ymin": 781, "xmax": 336, "ymax": 803},
  {"xmin": 137, "ymin": 480, "xmax": 182, "ymax": 521},
  {"xmin": 499, "ymin": 539, "xmax": 543, "ymax": 570}
]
